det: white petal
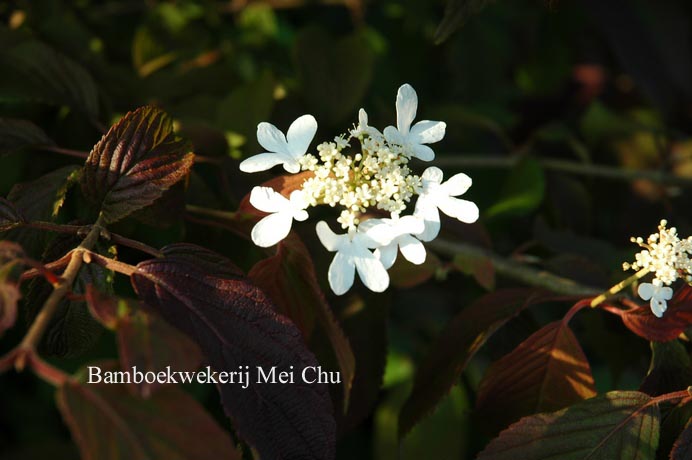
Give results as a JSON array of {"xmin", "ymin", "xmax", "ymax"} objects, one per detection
[
  {"xmin": 257, "ymin": 122, "xmax": 287, "ymax": 153},
  {"xmin": 411, "ymin": 144, "xmax": 435, "ymax": 161},
  {"xmin": 282, "ymin": 159, "xmax": 301, "ymax": 174},
  {"xmin": 410, "ymin": 120, "xmax": 446, "ymax": 144},
  {"xmin": 316, "ymin": 221, "xmax": 341, "ymax": 252},
  {"xmin": 650, "ymin": 298, "xmax": 667, "ymax": 318},
  {"xmin": 437, "ymin": 196, "xmax": 479, "ymax": 224},
  {"xmin": 239, "ymin": 153, "xmax": 289, "ymax": 173},
  {"xmin": 358, "ymin": 108, "xmax": 368, "ymax": 127},
  {"xmin": 659, "ymin": 286, "xmax": 674, "ymax": 301},
  {"xmin": 421, "ymin": 166, "xmax": 444, "ymax": 184},
  {"xmin": 414, "ymin": 199, "xmax": 440, "ymax": 242},
  {"xmin": 396, "ymin": 84, "xmax": 418, "ymax": 134},
  {"xmin": 286, "ymin": 114, "xmax": 317, "ymax": 158},
  {"xmin": 638, "ymin": 283, "xmax": 654, "ymax": 301},
  {"xmin": 328, "ymin": 252, "xmax": 355, "ymax": 295},
  {"xmin": 441, "ymin": 173, "xmax": 472, "ymax": 197},
  {"xmin": 354, "ymin": 251, "xmax": 390, "ymax": 292},
  {"xmin": 249, "ymin": 186, "xmax": 288, "ymax": 213},
  {"xmin": 383, "ymin": 126, "xmax": 406, "ymax": 145},
  {"xmin": 398, "ymin": 234, "xmax": 426, "ymax": 265},
  {"xmin": 359, "ymin": 220, "xmax": 393, "ymax": 247},
  {"xmin": 251, "ymin": 212, "xmax": 293, "ymax": 247},
  {"xmin": 377, "ymin": 243, "xmax": 398, "ymax": 269},
  {"xmin": 397, "ymin": 215, "xmax": 425, "ymax": 235}
]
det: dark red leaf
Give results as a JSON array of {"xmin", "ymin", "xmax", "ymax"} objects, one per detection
[
  {"xmin": 249, "ymin": 234, "xmax": 355, "ymax": 409},
  {"xmin": 85, "ymin": 287, "xmax": 202, "ymax": 397},
  {"xmin": 477, "ymin": 391, "xmax": 660, "ymax": 459},
  {"xmin": 131, "ymin": 244, "xmax": 336, "ymax": 460},
  {"xmin": 670, "ymin": 415, "xmax": 692, "ymax": 459},
  {"xmin": 476, "ymin": 320, "xmax": 597, "ymax": 432},
  {"xmin": 398, "ymin": 289, "xmax": 565, "ymax": 435},
  {"xmin": 620, "ymin": 285, "xmax": 692, "ymax": 342},
  {"xmin": 81, "ymin": 106, "xmax": 194, "ymax": 224},
  {"xmin": 57, "ymin": 363, "xmax": 242, "ymax": 460},
  {"xmin": 639, "ymin": 341, "xmax": 692, "ymax": 396}
]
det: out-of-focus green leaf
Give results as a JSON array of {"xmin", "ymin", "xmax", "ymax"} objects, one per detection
[
  {"xmin": 477, "ymin": 391, "xmax": 660, "ymax": 460},
  {"xmin": 484, "ymin": 158, "xmax": 545, "ymax": 219},
  {"xmin": 2, "ymin": 41, "xmax": 100, "ymax": 118},
  {"xmin": 294, "ymin": 28, "xmax": 375, "ymax": 126},
  {"xmin": 57, "ymin": 364, "xmax": 242, "ymax": 460},
  {"xmin": 132, "ymin": 26, "xmax": 177, "ymax": 78},
  {"xmin": 0, "ymin": 118, "xmax": 54, "ymax": 156}
]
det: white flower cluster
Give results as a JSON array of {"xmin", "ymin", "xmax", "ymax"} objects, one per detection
[
  {"xmin": 623, "ymin": 220, "xmax": 692, "ymax": 317},
  {"xmin": 240, "ymin": 84, "xmax": 479, "ymax": 295}
]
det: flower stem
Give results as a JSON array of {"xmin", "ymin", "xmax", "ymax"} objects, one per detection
[{"xmin": 590, "ymin": 268, "xmax": 649, "ymax": 308}]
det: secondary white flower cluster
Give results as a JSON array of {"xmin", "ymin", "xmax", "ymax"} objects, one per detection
[
  {"xmin": 623, "ymin": 220, "xmax": 692, "ymax": 317},
  {"xmin": 239, "ymin": 84, "xmax": 479, "ymax": 295}
]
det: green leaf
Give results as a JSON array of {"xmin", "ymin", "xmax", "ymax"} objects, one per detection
[
  {"xmin": 2, "ymin": 41, "xmax": 100, "ymax": 117},
  {"xmin": 81, "ymin": 106, "xmax": 194, "ymax": 224},
  {"xmin": 476, "ymin": 320, "xmax": 597, "ymax": 433},
  {"xmin": 294, "ymin": 28, "xmax": 375, "ymax": 126},
  {"xmin": 434, "ymin": 0, "xmax": 496, "ymax": 44},
  {"xmin": 248, "ymin": 234, "xmax": 355, "ymax": 408},
  {"xmin": 484, "ymin": 158, "xmax": 545, "ymax": 219},
  {"xmin": 132, "ymin": 26, "xmax": 177, "ymax": 78},
  {"xmin": 85, "ymin": 287, "xmax": 202, "ymax": 398},
  {"xmin": 0, "ymin": 118, "xmax": 54, "ymax": 156},
  {"xmin": 477, "ymin": 391, "xmax": 660, "ymax": 460},
  {"xmin": 57, "ymin": 365, "xmax": 242, "ymax": 460},
  {"xmin": 398, "ymin": 289, "xmax": 556, "ymax": 435}
]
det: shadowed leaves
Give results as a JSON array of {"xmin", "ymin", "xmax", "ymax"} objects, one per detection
[
  {"xmin": 57, "ymin": 364, "xmax": 242, "ymax": 460},
  {"xmin": 399, "ymin": 289, "xmax": 558, "ymax": 435},
  {"xmin": 477, "ymin": 391, "xmax": 660, "ymax": 460},
  {"xmin": 85, "ymin": 287, "xmax": 202, "ymax": 398},
  {"xmin": 249, "ymin": 234, "xmax": 355, "ymax": 408},
  {"xmin": 131, "ymin": 244, "xmax": 336, "ymax": 460},
  {"xmin": 435, "ymin": 0, "xmax": 496, "ymax": 44},
  {"xmin": 476, "ymin": 320, "xmax": 597, "ymax": 432},
  {"xmin": 81, "ymin": 106, "xmax": 194, "ymax": 224},
  {"xmin": 0, "ymin": 118, "xmax": 54, "ymax": 156},
  {"xmin": 0, "ymin": 198, "xmax": 24, "ymax": 232},
  {"xmin": 619, "ymin": 285, "xmax": 692, "ymax": 342},
  {"xmin": 640, "ymin": 341, "xmax": 692, "ymax": 397},
  {"xmin": 672, "ymin": 418, "xmax": 692, "ymax": 460}
]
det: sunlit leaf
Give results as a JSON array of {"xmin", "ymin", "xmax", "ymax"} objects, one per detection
[
  {"xmin": 57, "ymin": 365, "xmax": 242, "ymax": 460},
  {"xmin": 399, "ymin": 289, "xmax": 558, "ymax": 435},
  {"xmin": 477, "ymin": 391, "xmax": 660, "ymax": 459},
  {"xmin": 619, "ymin": 285, "xmax": 692, "ymax": 342},
  {"xmin": 476, "ymin": 320, "xmax": 597, "ymax": 432},
  {"xmin": 81, "ymin": 106, "xmax": 194, "ymax": 224},
  {"xmin": 131, "ymin": 244, "xmax": 336, "ymax": 459}
]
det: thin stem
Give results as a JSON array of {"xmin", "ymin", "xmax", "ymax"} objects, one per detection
[
  {"xmin": 22, "ymin": 221, "xmax": 84, "ymax": 234},
  {"xmin": 186, "ymin": 204, "xmax": 237, "ymax": 221},
  {"xmin": 590, "ymin": 268, "xmax": 649, "ymax": 308},
  {"xmin": 26, "ymin": 353, "xmax": 69, "ymax": 386},
  {"xmin": 82, "ymin": 250, "xmax": 137, "ymax": 276},
  {"xmin": 15, "ymin": 215, "xmax": 105, "ymax": 370},
  {"xmin": 108, "ymin": 233, "xmax": 162, "ymax": 258},
  {"xmin": 433, "ymin": 155, "xmax": 692, "ymax": 188},
  {"xmin": 428, "ymin": 238, "xmax": 603, "ymax": 298},
  {"xmin": 39, "ymin": 145, "xmax": 89, "ymax": 159}
]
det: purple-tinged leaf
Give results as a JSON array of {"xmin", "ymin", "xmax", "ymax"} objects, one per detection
[
  {"xmin": 81, "ymin": 106, "xmax": 194, "ymax": 224},
  {"xmin": 671, "ymin": 416, "xmax": 692, "ymax": 459},
  {"xmin": 85, "ymin": 287, "xmax": 202, "ymax": 398},
  {"xmin": 57, "ymin": 362, "xmax": 242, "ymax": 460},
  {"xmin": 249, "ymin": 234, "xmax": 355, "ymax": 409},
  {"xmin": 476, "ymin": 320, "xmax": 597, "ymax": 433},
  {"xmin": 620, "ymin": 285, "xmax": 692, "ymax": 342},
  {"xmin": 399, "ymin": 289, "xmax": 565, "ymax": 435},
  {"xmin": 131, "ymin": 244, "xmax": 336, "ymax": 460},
  {"xmin": 477, "ymin": 391, "xmax": 660, "ymax": 460}
]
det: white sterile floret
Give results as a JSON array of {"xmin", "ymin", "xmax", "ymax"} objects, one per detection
[
  {"xmin": 383, "ymin": 84, "xmax": 446, "ymax": 161},
  {"xmin": 414, "ymin": 166, "xmax": 480, "ymax": 242},
  {"xmin": 249, "ymin": 187, "xmax": 309, "ymax": 247},
  {"xmin": 350, "ymin": 109, "xmax": 383, "ymax": 140},
  {"xmin": 361, "ymin": 215, "xmax": 426, "ymax": 268},
  {"xmin": 638, "ymin": 280, "xmax": 673, "ymax": 318},
  {"xmin": 240, "ymin": 114, "xmax": 317, "ymax": 174},
  {"xmin": 316, "ymin": 221, "xmax": 391, "ymax": 295},
  {"xmin": 623, "ymin": 219, "xmax": 692, "ymax": 286}
]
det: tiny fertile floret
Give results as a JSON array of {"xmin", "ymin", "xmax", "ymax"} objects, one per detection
[{"xmin": 240, "ymin": 84, "xmax": 480, "ymax": 295}]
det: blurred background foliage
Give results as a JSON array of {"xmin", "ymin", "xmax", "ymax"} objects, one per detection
[{"xmin": 2, "ymin": 0, "xmax": 692, "ymax": 458}]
